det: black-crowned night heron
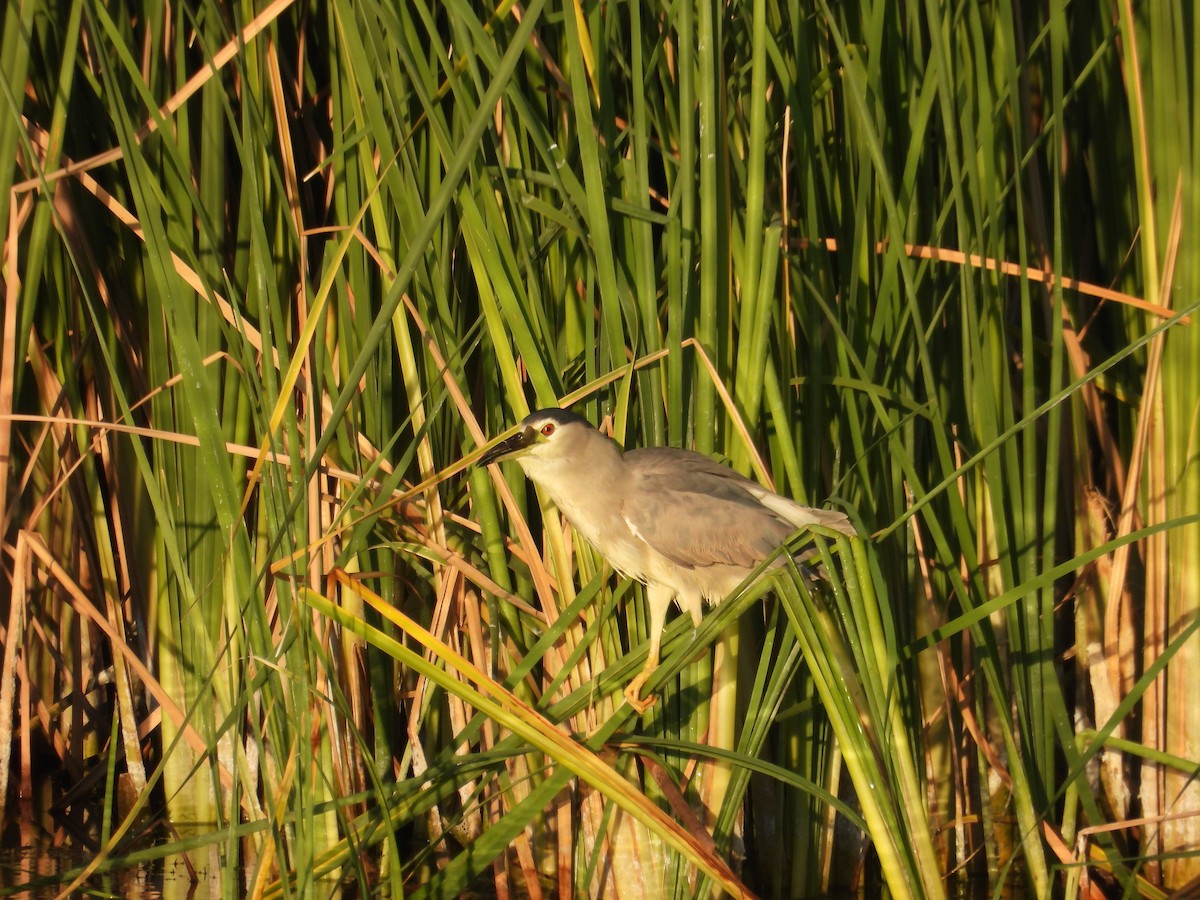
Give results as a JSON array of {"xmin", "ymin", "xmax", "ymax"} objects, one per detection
[{"xmin": 479, "ymin": 408, "xmax": 856, "ymax": 712}]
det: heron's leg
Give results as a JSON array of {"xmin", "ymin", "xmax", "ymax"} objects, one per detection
[{"xmin": 624, "ymin": 584, "xmax": 672, "ymax": 713}]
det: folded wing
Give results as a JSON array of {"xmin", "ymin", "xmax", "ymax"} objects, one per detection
[{"xmin": 620, "ymin": 448, "xmax": 852, "ymax": 571}]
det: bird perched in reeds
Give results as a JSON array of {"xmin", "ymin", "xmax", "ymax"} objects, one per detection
[{"xmin": 479, "ymin": 408, "xmax": 856, "ymax": 712}]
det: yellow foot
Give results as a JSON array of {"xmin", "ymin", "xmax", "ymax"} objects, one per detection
[{"xmin": 623, "ymin": 674, "xmax": 657, "ymax": 713}]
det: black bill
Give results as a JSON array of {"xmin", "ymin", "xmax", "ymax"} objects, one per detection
[{"xmin": 477, "ymin": 427, "xmax": 535, "ymax": 467}]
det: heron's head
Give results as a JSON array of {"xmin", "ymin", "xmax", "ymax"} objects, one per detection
[{"xmin": 477, "ymin": 408, "xmax": 599, "ymax": 471}]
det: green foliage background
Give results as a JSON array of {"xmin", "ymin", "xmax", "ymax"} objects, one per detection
[{"xmin": 1, "ymin": 0, "xmax": 1197, "ymax": 896}]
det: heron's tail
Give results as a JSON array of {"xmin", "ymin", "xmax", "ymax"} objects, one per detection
[
  {"xmin": 752, "ymin": 491, "xmax": 857, "ymax": 537},
  {"xmin": 794, "ymin": 505, "xmax": 855, "ymax": 536}
]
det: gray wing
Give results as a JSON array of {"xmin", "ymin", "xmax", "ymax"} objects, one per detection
[{"xmin": 620, "ymin": 448, "xmax": 796, "ymax": 569}]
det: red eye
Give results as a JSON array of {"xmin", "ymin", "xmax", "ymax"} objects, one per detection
[{"xmin": 541, "ymin": 423, "xmax": 556, "ymax": 436}]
